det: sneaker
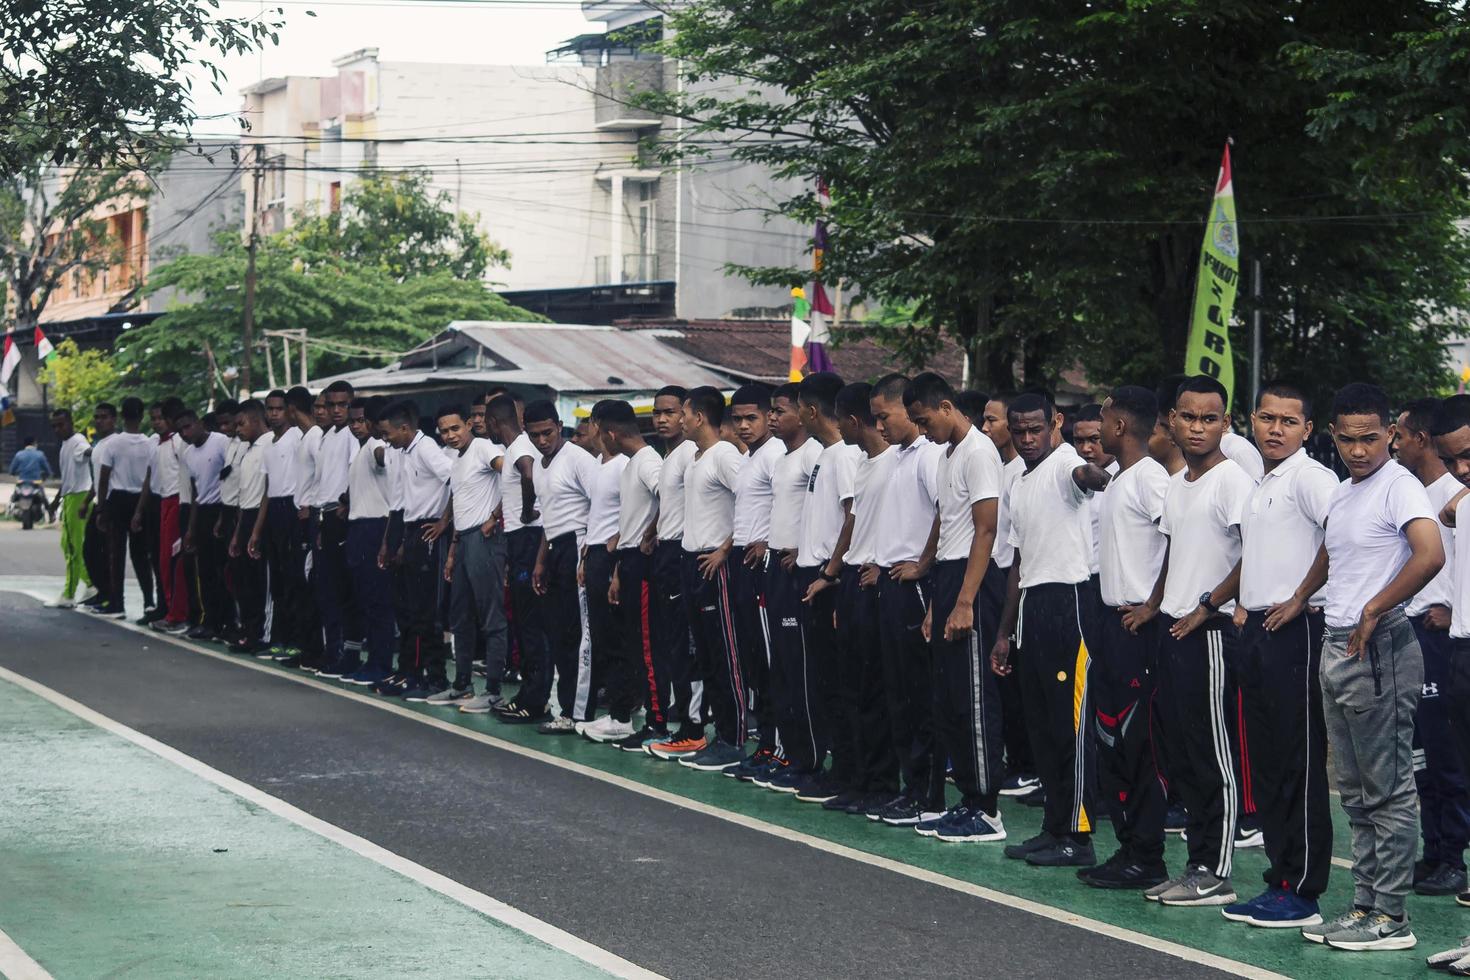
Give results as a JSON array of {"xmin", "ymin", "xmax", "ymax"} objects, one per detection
[
  {"xmin": 1428, "ymin": 937, "xmax": 1470, "ymax": 970},
  {"xmin": 423, "ymin": 690, "xmax": 473, "ymax": 705},
  {"xmin": 538, "ymin": 715, "xmax": 578, "ymax": 735},
  {"xmin": 999, "ymin": 773, "xmax": 1041, "ymax": 796},
  {"xmin": 1026, "ymin": 838, "xmax": 1095, "ymax": 866},
  {"xmin": 1302, "ymin": 907, "xmax": 1370, "ymax": 944},
  {"xmin": 647, "ymin": 733, "xmax": 707, "ymax": 760},
  {"xmin": 727, "ymin": 748, "xmax": 776, "ymax": 781},
  {"xmin": 762, "ymin": 765, "xmax": 807, "ymax": 794},
  {"xmin": 915, "ymin": 807, "xmax": 961, "ymax": 838},
  {"xmin": 615, "ymin": 726, "xmax": 667, "ymax": 752},
  {"xmin": 793, "ymin": 772, "xmax": 841, "ymax": 803},
  {"xmin": 1145, "ymin": 873, "xmax": 1187, "ymax": 903},
  {"xmin": 316, "ymin": 656, "xmax": 359, "ymax": 680},
  {"xmin": 160, "ymin": 620, "xmax": 191, "ymax": 635},
  {"xmin": 1448, "ymin": 954, "xmax": 1470, "ymax": 977},
  {"xmin": 752, "ymin": 758, "xmax": 794, "ymax": 789},
  {"xmin": 1222, "ymin": 886, "xmax": 1282, "ymax": 923},
  {"xmin": 371, "ymin": 672, "xmax": 410, "ymax": 696},
  {"xmin": 860, "ymin": 793, "xmax": 907, "ymax": 820},
  {"xmin": 45, "ymin": 590, "xmax": 76, "ymax": 609},
  {"xmin": 934, "ymin": 806, "xmax": 1006, "ymax": 843},
  {"xmin": 821, "ymin": 790, "xmax": 865, "ymax": 812},
  {"xmin": 1018, "ymin": 785, "xmax": 1046, "ymax": 807},
  {"xmin": 1245, "ymin": 890, "xmax": 1322, "ymax": 929},
  {"xmin": 1417, "ymin": 865, "xmax": 1469, "ymax": 897},
  {"xmin": 344, "ymin": 666, "xmax": 391, "ymax": 687},
  {"xmin": 138, "ymin": 606, "xmax": 168, "ymax": 625},
  {"xmin": 848, "ymin": 792, "xmax": 895, "ymax": 817},
  {"xmin": 272, "ymin": 646, "xmax": 302, "ymax": 661},
  {"xmin": 1077, "ymin": 851, "xmax": 1168, "ymax": 890},
  {"xmin": 459, "ymin": 692, "xmax": 508, "ymax": 714},
  {"xmin": 1157, "ymin": 866, "xmax": 1236, "ymax": 907},
  {"xmin": 253, "ymin": 648, "xmax": 279, "ymax": 660},
  {"xmin": 1460, "ymin": 890, "xmax": 1470, "ymax": 907},
  {"xmin": 1164, "ymin": 803, "xmax": 1187, "ymax": 834},
  {"xmin": 878, "ymin": 796, "xmax": 946, "ymax": 827},
  {"xmin": 578, "ymin": 715, "xmax": 636, "ymax": 743},
  {"xmin": 1323, "ymin": 910, "xmax": 1417, "ymax": 951},
  {"xmin": 402, "ymin": 682, "xmax": 442, "ymax": 703},
  {"xmin": 185, "ymin": 625, "xmax": 217, "ymax": 640},
  {"xmin": 1003, "ymin": 832, "xmax": 1058, "ymax": 861},
  {"xmin": 77, "ymin": 586, "xmax": 100, "ymax": 604},
  {"xmin": 679, "ymin": 741, "xmax": 744, "ymax": 772},
  {"xmin": 229, "ymin": 638, "xmax": 267, "ymax": 655},
  {"xmin": 99, "ymin": 602, "xmax": 126, "ymax": 619},
  {"xmin": 1234, "ymin": 821, "xmax": 1265, "ymax": 849}
]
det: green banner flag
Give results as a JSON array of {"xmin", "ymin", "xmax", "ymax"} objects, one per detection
[{"xmin": 1184, "ymin": 144, "xmax": 1240, "ymax": 408}]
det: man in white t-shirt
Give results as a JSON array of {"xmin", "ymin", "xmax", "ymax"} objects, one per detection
[
  {"xmin": 79, "ymin": 401, "xmax": 117, "ymax": 608},
  {"xmin": 310, "ymin": 382, "xmax": 359, "ymax": 675},
  {"xmin": 130, "ymin": 399, "xmax": 182, "ymax": 625},
  {"xmin": 178, "ymin": 408, "xmax": 231, "ymax": 639},
  {"xmin": 259, "ymin": 388, "xmax": 306, "ymax": 656},
  {"xmin": 993, "ymin": 391, "xmax": 1111, "ymax": 866},
  {"xmin": 725, "ymin": 384, "xmax": 785, "ymax": 774},
  {"xmin": 484, "ymin": 394, "xmax": 549, "ymax": 721},
  {"xmin": 1281, "ymin": 383, "xmax": 1442, "ymax": 951},
  {"xmin": 866, "ymin": 374, "xmax": 946, "ymax": 826},
  {"xmin": 650, "ymin": 386, "xmax": 746, "ymax": 769},
  {"xmin": 1395, "ymin": 398, "xmax": 1470, "ymax": 902},
  {"xmin": 1077, "ymin": 386, "xmax": 1172, "ymax": 891},
  {"xmin": 902, "ymin": 372, "xmax": 1006, "ymax": 844},
  {"xmin": 46, "ymin": 407, "xmax": 94, "ymax": 608},
  {"xmin": 225, "ymin": 400, "xmax": 274, "ymax": 653},
  {"xmin": 754, "ymin": 382, "xmax": 823, "ymax": 792},
  {"xmin": 1430, "ymin": 396, "xmax": 1470, "ymax": 960},
  {"xmin": 1219, "ymin": 382, "xmax": 1339, "ymax": 926},
  {"xmin": 587, "ymin": 400, "xmax": 663, "ymax": 746},
  {"xmin": 1127, "ymin": 375, "xmax": 1256, "ymax": 907},
  {"xmin": 1072, "ymin": 403, "xmax": 1120, "ymax": 585},
  {"xmin": 578, "ymin": 400, "xmax": 630, "ymax": 734},
  {"xmin": 526, "ymin": 400, "xmax": 601, "ymax": 732},
  {"xmin": 93, "ymin": 396, "xmax": 159, "ymax": 617}
]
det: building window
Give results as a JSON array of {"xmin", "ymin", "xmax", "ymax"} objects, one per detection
[{"xmin": 330, "ymin": 181, "xmax": 342, "ymax": 212}]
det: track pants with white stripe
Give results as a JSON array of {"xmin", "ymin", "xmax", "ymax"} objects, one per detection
[
  {"xmin": 879, "ymin": 573, "xmax": 944, "ymax": 810},
  {"xmin": 1017, "ymin": 580, "xmax": 1095, "ymax": 839},
  {"xmin": 1156, "ymin": 615, "xmax": 1238, "ymax": 878},
  {"xmin": 932, "ymin": 559, "xmax": 1003, "ymax": 812},
  {"xmin": 797, "ymin": 565, "xmax": 841, "ymax": 773},
  {"xmin": 1239, "ymin": 608, "xmax": 1333, "ymax": 899},
  {"xmin": 1093, "ymin": 608, "xmax": 1165, "ymax": 866},
  {"xmin": 540, "ymin": 530, "xmax": 594, "ymax": 721},
  {"xmin": 686, "ymin": 552, "xmax": 746, "ymax": 748},
  {"xmin": 583, "ymin": 544, "xmax": 622, "ymax": 710},
  {"xmin": 653, "ymin": 539, "xmax": 700, "ymax": 732},
  {"xmin": 730, "ymin": 552, "xmax": 775, "ymax": 751}
]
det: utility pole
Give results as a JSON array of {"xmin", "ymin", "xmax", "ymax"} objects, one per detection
[
  {"xmin": 242, "ymin": 148, "xmax": 263, "ymax": 396},
  {"xmin": 1250, "ymin": 258, "xmax": 1263, "ymax": 412}
]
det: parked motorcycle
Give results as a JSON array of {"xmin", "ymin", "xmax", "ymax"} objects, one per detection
[{"xmin": 7, "ymin": 480, "xmax": 46, "ymax": 530}]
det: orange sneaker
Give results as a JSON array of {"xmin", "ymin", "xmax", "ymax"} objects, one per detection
[{"xmin": 647, "ymin": 733, "xmax": 708, "ymax": 760}]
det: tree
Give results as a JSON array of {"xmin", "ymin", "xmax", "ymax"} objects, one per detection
[
  {"xmin": 287, "ymin": 170, "xmax": 510, "ymax": 282},
  {"xmin": 37, "ymin": 338, "xmax": 119, "ymax": 419},
  {"xmin": 646, "ymin": 0, "xmax": 1470, "ymax": 407},
  {"xmin": 0, "ymin": 0, "xmax": 281, "ymax": 176},
  {"xmin": 0, "ymin": 148, "xmax": 158, "ymax": 333}
]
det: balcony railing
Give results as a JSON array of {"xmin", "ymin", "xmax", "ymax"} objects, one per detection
[{"xmin": 595, "ymin": 253, "xmax": 660, "ymax": 284}]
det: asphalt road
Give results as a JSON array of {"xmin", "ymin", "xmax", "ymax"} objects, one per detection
[{"xmin": 0, "ymin": 528, "xmax": 1236, "ymax": 979}]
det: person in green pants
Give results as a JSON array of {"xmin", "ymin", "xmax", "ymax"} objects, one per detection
[{"xmin": 47, "ymin": 408, "xmax": 96, "ymax": 608}]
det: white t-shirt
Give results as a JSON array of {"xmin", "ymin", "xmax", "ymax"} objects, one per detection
[
  {"xmin": 848, "ymin": 445, "xmax": 897, "ymax": 566},
  {"xmin": 1238, "ymin": 449, "xmax": 1338, "ymax": 611},
  {"xmin": 992, "ymin": 454, "xmax": 1024, "ymax": 568},
  {"xmin": 311, "ymin": 426, "xmax": 355, "ymax": 508},
  {"xmin": 500, "ymin": 431, "xmax": 542, "ymax": 533},
  {"xmin": 1098, "ymin": 456, "xmax": 1171, "ymax": 607},
  {"xmin": 397, "ymin": 431, "xmax": 452, "ymax": 522},
  {"xmin": 1222, "ymin": 431, "xmax": 1265, "ymax": 483},
  {"xmin": 1407, "ymin": 471, "xmax": 1459, "ymax": 617},
  {"xmin": 96, "ymin": 431, "xmax": 155, "ymax": 495},
  {"xmin": 293, "ymin": 426, "xmax": 324, "ymax": 510},
  {"xmin": 1007, "ymin": 442, "xmax": 1091, "ymax": 587},
  {"xmin": 1087, "ymin": 459, "xmax": 1121, "ymax": 575},
  {"xmin": 264, "ymin": 427, "xmax": 301, "ymax": 500},
  {"xmin": 935, "ymin": 427, "xmax": 1004, "ymax": 563},
  {"xmin": 618, "ymin": 445, "xmax": 662, "ymax": 549},
  {"xmin": 219, "ymin": 436, "xmax": 245, "ymax": 507},
  {"xmin": 85, "ymin": 432, "xmax": 111, "ymax": 486},
  {"xmin": 873, "ymin": 436, "xmax": 941, "ymax": 567},
  {"xmin": 533, "ymin": 441, "xmax": 599, "ymax": 540},
  {"xmin": 182, "ymin": 432, "xmax": 229, "ymax": 505},
  {"xmin": 656, "ymin": 439, "xmax": 697, "ymax": 541},
  {"xmin": 732, "ymin": 437, "xmax": 784, "ymax": 547},
  {"xmin": 347, "ymin": 437, "xmax": 394, "ymax": 520},
  {"xmin": 152, "ymin": 433, "xmax": 183, "ymax": 497},
  {"xmin": 1159, "ymin": 458, "xmax": 1255, "ymax": 618},
  {"xmin": 683, "ymin": 440, "xmax": 744, "ymax": 552},
  {"xmin": 236, "ymin": 432, "xmax": 274, "ymax": 509},
  {"xmin": 1323, "ymin": 459, "xmax": 1435, "ymax": 629},
  {"xmin": 58, "ymin": 432, "xmax": 92, "ymax": 496},
  {"xmin": 449, "ymin": 438, "xmax": 505, "ymax": 532},
  {"xmin": 1450, "ymin": 496, "xmax": 1470, "ymax": 638},
  {"xmin": 798, "ymin": 441, "xmax": 859, "ymax": 568},
  {"xmin": 586, "ymin": 453, "xmax": 628, "ymax": 547},
  {"xmin": 769, "ymin": 438, "xmax": 821, "ymax": 552}
]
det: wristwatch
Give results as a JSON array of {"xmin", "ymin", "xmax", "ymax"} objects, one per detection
[
  {"xmin": 820, "ymin": 568, "xmax": 838, "ymax": 583},
  {"xmin": 1198, "ymin": 591, "xmax": 1218, "ymax": 614}
]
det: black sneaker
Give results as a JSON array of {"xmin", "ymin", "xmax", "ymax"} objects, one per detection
[
  {"xmin": 726, "ymin": 748, "xmax": 775, "ymax": 780},
  {"xmin": 1078, "ymin": 851, "xmax": 1168, "ymax": 889},
  {"xmin": 370, "ymin": 672, "xmax": 409, "ymax": 696},
  {"xmin": 497, "ymin": 701, "xmax": 550, "ymax": 724},
  {"xmin": 401, "ymin": 681, "xmax": 440, "ymax": 702},
  {"xmin": 847, "ymin": 791, "xmax": 894, "ymax": 816},
  {"xmin": 1004, "ymin": 831, "xmax": 1058, "ymax": 861},
  {"xmin": 794, "ymin": 772, "xmax": 841, "ymax": 803},
  {"xmin": 1027, "ymin": 838, "xmax": 1096, "ymax": 867},
  {"xmin": 821, "ymin": 790, "xmax": 864, "ymax": 812},
  {"xmin": 1417, "ymin": 865, "xmax": 1469, "ymax": 897},
  {"xmin": 185, "ymin": 625, "xmax": 217, "ymax": 640},
  {"xmin": 1000, "ymin": 772, "xmax": 1041, "ymax": 796},
  {"xmin": 877, "ymin": 796, "xmax": 946, "ymax": 827},
  {"xmin": 615, "ymin": 726, "xmax": 668, "ymax": 752},
  {"xmin": 1164, "ymin": 803, "xmax": 1187, "ymax": 834},
  {"xmin": 98, "ymin": 602, "xmax": 126, "ymax": 619}
]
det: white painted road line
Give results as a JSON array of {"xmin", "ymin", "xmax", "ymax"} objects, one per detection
[
  {"xmin": 0, "ymin": 666, "xmax": 664, "ymax": 980},
  {"xmin": 0, "ymin": 926, "xmax": 55, "ymax": 980},
  {"xmin": 20, "ymin": 600, "xmax": 1296, "ymax": 980}
]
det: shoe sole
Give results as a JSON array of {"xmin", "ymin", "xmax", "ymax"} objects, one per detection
[
  {"xmin": 1246, "ymin": 915, "xmax": 1323, "ymax": 929},
  {"xmin": 937, "ymin": 831, "xmax": 1007, "ymax": 843},
  {"xmin": 1325, "ymin": 935, "xmax": 1417, "ymax": 951},
  {"xmin": 1081, "ymin": 877, "xmax": 1168, "ymax": 891},
  {"xmin": 584, "ymin": 730, "xmax": 633, "ymax": 744},
  {"xmin": 342, "ymin": 678, "xmax": 378, "ymax": 686},
  {"xmin": 1459, "ymin": 894, "xmax": 1470, "ymax": 907},
  {"xmin": 1220, "ymin": 909, "xmax": 1258, "ymax": 923},
  {"xmin": 1027, "ymin": 856, "xmax": 1096, "ymax": 867},
  {"xmin": 794, "ymin": 794, "xmax": 838, "ymax": 804},
  {"xmin": 679, "ymin": 760, "xmax": 741, "ymax": 771},
  {"xmin": 1235, "ymin": 835, "xmax": 1265, "ymax": 848},
  {"xmin": 765, "ymin": 783, "xmax": 802, "ymax": 794},
  {"xmin": 459, "ymin": 706, "xmax": 497, "ymax": 714},
  {"xmin": 998, "ymin": 784, "xmax": 1040, "ymax": 796},
  {"xmin": 1160, "ymin": 892, "xmax": 1238, "ymax": 907},
  {"xmin": 648, "ymin": 748, "xmax": 700, "ymax": 759},
  {"xmin": 914, "ymin": 826, "xmax": 947, "ymax": 838}
]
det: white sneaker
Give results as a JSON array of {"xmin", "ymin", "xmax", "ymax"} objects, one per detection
[
  {"xmin": 76, "ymin": 585, "xmax": 100, "ymax": 604},
  {"xmin": 580, "ymin": 715, "xmax": 636, "ymax": 743},
  {"xmin": 44, "ymin": 590, "xmax": 75, "ymax": 609}
]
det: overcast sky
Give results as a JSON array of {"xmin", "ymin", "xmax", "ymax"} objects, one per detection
[{"xmin": 189, "ymin": 1, "xmax": 596, "ymax": 137}]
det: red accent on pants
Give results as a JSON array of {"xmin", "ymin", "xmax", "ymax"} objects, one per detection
[{"xmin": 160, "ymin": 495, "xmax": 189, "ymax": 623}]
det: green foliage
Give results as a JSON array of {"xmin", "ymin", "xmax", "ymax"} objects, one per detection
[
  {"xmin": 646, "ymin": 0, "xmax": 1470, "ymax": 410},
  {"xmin": 286, "ymin": 171, "xmax": 510, "ymax": 282},
  {"xmin": 0, "ymin": 0, "xmax": 281, "ymax": 176},
  {"xmin": 37, "ymin": 338, "xmax": 119, "ymax": 418}
]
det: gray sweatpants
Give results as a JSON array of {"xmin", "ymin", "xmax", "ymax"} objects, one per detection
[
  {"xmin": 1320, "ymin": 609, "xmax": 1423, "ymax": 918},
  {"xmin": 450, "ymin": 529, "xmax": 509, "ymax": 693}
]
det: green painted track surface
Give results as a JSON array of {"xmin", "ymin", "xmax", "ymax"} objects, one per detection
[{"xmin": 0, "ymin": 677, "xmax": 616, "ymax": 980}]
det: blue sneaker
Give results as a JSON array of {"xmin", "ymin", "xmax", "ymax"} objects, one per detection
[
  {"xmin": 1222, "ymin": 886, "xmax": 1280, "ymax": 923},
  {"xmin": 1245, "ymin": 889, "xmax": 1322, "ymax": 929},
  {"xmin": 344, "ymin": 665, "xmax": 391, "ymax": 687},
  {"xmin": 764, "ymin": 766, "xmax": 807, "ymax": 794},
  {"xmin": 751, "ymin": 759, "xmax": 792, "ymax": 789},
  {"xmin": 934, "ymin": 806, "xmax": 1007, "ymax": 843},
  {"xmin": 915, "ymin": 806, "xmax": 961, "ymax": 838}
]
